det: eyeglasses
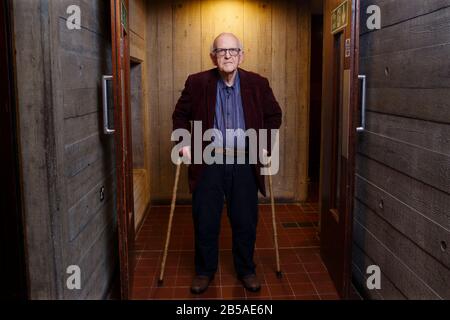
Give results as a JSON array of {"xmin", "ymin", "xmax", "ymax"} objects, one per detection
[{"xmin": 213, "ymin": 48, "xmax": 241, "ymax": 57}]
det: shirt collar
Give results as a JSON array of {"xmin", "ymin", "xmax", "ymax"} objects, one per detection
[{"xmin": 218, "ymin": 71, "xmax": 240, "ymax": 91}]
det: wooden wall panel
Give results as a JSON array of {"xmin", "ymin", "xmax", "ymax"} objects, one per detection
[
  {"xmin": 172, "ymin": 0, "xmax": 202, "ymax": 195},
  {"xmin": 130, "ymin": 0, "xmax": 150, "ymax": 229},
  {"xmin": 147, "ymin": 0, "xmax": 311, "ymax": 203},
  {"xmin": 355, "ymin": 200, "xmax": 449, "ymax": 299},
  {"xmin": 13, "ymin": 0, "xmax": 61, "ymax": 300},
  {"xmin": 360, "ymin": 0, "xmax": 450, "ymax": 34},
  {"xmin": 354, "ymin": 0, "xmax": 450, "ymax": 299},
  {"xmin": 352, "ymin": 244, "xmax": 407, "ymax": 300},
  {"xmin": 131, "ymin": 63, "xmax": 145, "ymax": 168},
  {"xmin": 296, "ymin": 1, "xmax": 312, "ymax": 199},
  {"xmin": 14, "ymin": 0, "xmax": 117, "ymax": 299},
  {"xmin": 270, "ymin": 0, "xmax": 288, "ymax": 197},
  {"xmin": 355, "ymin": 175, "xmax": 450, "ymax": 268},
  {"xmin": 353, "ymin": 211, "xmax": 441, "ymax": 299},
  {"xmin": 57, "ymin": 0, "xmax": 117, "ymax": 300}
]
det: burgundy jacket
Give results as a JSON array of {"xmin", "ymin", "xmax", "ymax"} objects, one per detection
[{"xmin": 172, "ymin": 68, "xmax": 283, "ymax": 197}]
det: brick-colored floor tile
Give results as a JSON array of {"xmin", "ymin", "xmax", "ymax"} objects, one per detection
[
  {"xmin": 148, "ymin": 287, "xmax": 174, "ymax": 300},
  {"xmin": 295, "ymin": 294, "xmax": 321, "ymax": 300},
  {"xmin": 222, "ymin": 286, "xmax": 246, "ymax": 299},
  {"xmin": 303, "ymin": 262, "xmax": 327, "ymax": 273},
  {"xmin": 131, "ymin": 287, "xmax": 149, "ymax": 300},
  {"xmin": 291, "ymin": 283, "xmax": 317, "ymax": 296},
  {"xmin": 132, "ymin": 203, "xmax": 340, "ymax": 301},
  {"xmin": 175, "ymin": 276, "xmax": 193, "ymax": 287},
  {"xmin": 268, "ymin": 283, "xmax": 294, "ymax": 297},
  {"xmin": 286, "ymin": 272, "xmax": 310, "ymax": 284},
  {"xmin": 313, "ymin": 281, "xmax": 338, "ymax": 294},
  {"xmin": 263, "ymin": 272, "xmax": 289, "ymax": 285}
]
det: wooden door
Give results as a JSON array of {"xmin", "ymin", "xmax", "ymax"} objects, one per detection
[
  {"xmin": 319, "ymin": 0, "xmax": 360, "ymax": 298},
  {"xmin": 109, "ymin": 0, "xmax": 135, "ymax": 299}
]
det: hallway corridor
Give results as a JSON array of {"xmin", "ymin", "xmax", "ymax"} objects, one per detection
[{"xmin": 131, "ymin": 204, "xmax": 339, "ymax": 300}]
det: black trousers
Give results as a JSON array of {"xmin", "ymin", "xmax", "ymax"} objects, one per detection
[{"xmin": 192, "ymin": 160, "xmax": 259, "ymax": 278}]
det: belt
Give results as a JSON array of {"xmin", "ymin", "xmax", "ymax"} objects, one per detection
[{"xmin": 214, "ymin": 147, "xmax": 248, "ymax": 156}]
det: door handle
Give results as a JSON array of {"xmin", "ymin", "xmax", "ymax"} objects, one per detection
[
  {"xmin": 357, "ymin": 75, "xmax": 366, "ymax": 132},
  {"xmin": 102, "ymin": 75, "xmax": 115, "ymax": 135}
]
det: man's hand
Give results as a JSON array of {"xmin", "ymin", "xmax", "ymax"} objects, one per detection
[
  {"xmin": 263, "ymin": 148, "xmax": 271, "ymax": 159},
  {"xmin": 179, "ymin": 146, "xmax": 191, "ymax": 161}
]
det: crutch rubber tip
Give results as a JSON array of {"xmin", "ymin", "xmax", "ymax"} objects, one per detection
[
  {"xmin": 276, "ymin": 271, "xmax": 283, "ymax": 279},
  {"xmin": 157, "ymin": 279, "xmax": 164, "ymax": 287}
]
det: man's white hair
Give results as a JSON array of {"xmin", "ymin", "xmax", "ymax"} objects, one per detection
[{"xmin": 210, "ymin": 32, "xmax": 244, "ymax": 54}]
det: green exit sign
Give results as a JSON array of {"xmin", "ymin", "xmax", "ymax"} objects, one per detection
[{"xmin": 331, "ymin": 1, "xmax": 348, "ymax": 34}]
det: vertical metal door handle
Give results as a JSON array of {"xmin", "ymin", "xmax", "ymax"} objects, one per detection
[
  {"xmin": 102, "ymin": 75, "xmax": 115, "ymax": 135},
  {"xmin": 357, "ymin": 75, "xmax": 366, "ymax": 132}
]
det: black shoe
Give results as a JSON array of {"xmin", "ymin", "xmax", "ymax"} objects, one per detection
[
  {"xmin": 240, "ymin": 274, "xmax": 261, "ymax": 292},
  {"xmin": 190, "ymin": 275, "xmax": 214, "ymax": 294}
]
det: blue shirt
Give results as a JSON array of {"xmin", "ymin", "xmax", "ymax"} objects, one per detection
[{"xmin": 212, "ymin": 72, "xmax": 247, "ymax": 150}]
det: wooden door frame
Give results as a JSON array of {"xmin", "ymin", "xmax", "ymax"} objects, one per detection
[
  {"xmin": 0, "ymin": 0, "xmax": 28, "ymax": 300},
  {"xmin": 110, "ymin": 0, "xmax": 135, "ymax": 300},
  {"xmin": 319, "ymin": 0, "xmax": 360, "ymax": 299},
  {"xmin": 344, "ymin": 0, "xmax": 360, "ymax": 299}
]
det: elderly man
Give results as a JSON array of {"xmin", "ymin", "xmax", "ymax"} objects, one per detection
[{"xmin": 172, "ymin": 33, "xmax": 282, "ymax": 294}]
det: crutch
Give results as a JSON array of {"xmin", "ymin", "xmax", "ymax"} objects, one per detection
[
  {"xmin": 267, "ymin": 157, "xmax": 282, "ymax": 278},
  {"xmin": 158, "ymin": 156, "xmax": 182, "ymax": 286}
]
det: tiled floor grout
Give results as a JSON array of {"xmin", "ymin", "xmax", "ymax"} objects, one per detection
[{"xmin": 131, "ymin": 203, "xmax": 339, "ymax": 300}]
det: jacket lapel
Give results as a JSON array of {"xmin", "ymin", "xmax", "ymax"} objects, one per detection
[
  {"xmin": 206, "ymin": 70, "xmax": 219, "ymax": 129},
  {"xmin": 239, "ymin": 68, "xmax": 255, "ymax": 129}
]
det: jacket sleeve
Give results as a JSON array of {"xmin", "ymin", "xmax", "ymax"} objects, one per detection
[
  {"xmin": 172, "ymin": 75, "xmax": 193, "ymax": 134},
  {"xmin": 172, "ymin": 76, "xmax": 193, "ymax": 143},
  {"xmin": 261, "ymin": 77, "xmax": 283, "ymax": 155}
]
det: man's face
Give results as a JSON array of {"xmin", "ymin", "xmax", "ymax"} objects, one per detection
[{"xmin": 211, "ymin": 35, "xmax": 244, "ymax": 74}]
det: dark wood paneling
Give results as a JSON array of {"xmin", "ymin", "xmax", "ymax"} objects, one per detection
[
  {"xmin": 360, "ymin": 6, "xmax": 450, "ymax": 57},
  {"xmin": 14, "ymin": 0, "xmax": 117, "ymax": 299},
  {"xmin": 58, "ymin": 0, "xmax": 117, "ymax": 299},
  {"xmin": 355, "ymin": 0, "xmax": 450, "ymax": 300},
  {"xmin": 352, "ymin": 244, "xmax": 406, "ymax": 300},
  {"xmin": 13, "ymin": 0, "xmax": 63, "ymax": 299},
  {"xmin": 354, "ymin": 200, "xmax": 449, "ymax": 299},
  {"xmin": 67, "ymin": 173, "xmax": 116, "ymax": 241},
  {"xmin": 365, "ymin": 112, "xmax": 450, "ymax": 158},
  {"xmin": 360, "ymin": 44, "xmax": 450, "ymax": 89},
  {"xmin": 360, "ymin": 0, "xmax": 450, "ymax": 34},
  {"xmin": 356, "ymin": 155, "xmax": 450, "ymax": 229},
  {"xmin": 56, "ymin": 0, "xmax": 108, "ymax": 35},
  {"xmin": 64, "ymin": 133, "xmax": 115, "ymax": 178},
  {"xmin": 365, "ymin": 88, "xmax": 450, "ymax": 125},
  {"xmin": 355, "ymin": 175, "xmax": 450, "ymax": 267},
  {"xmin": 353, "ymin": 211, "xmax": 441, "ymax": 299},
  {"xmin": 67, "ymin": 158, "xmax": 114, "ymax": 209},
  {"xmin": 357, "ymin": 131, "xmax": 450, "ymax": 193}
]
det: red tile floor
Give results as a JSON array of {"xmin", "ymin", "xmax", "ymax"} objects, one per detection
[{"xmin": 131, "ymin": 203, "xmax": 340, "ymax": 300}]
